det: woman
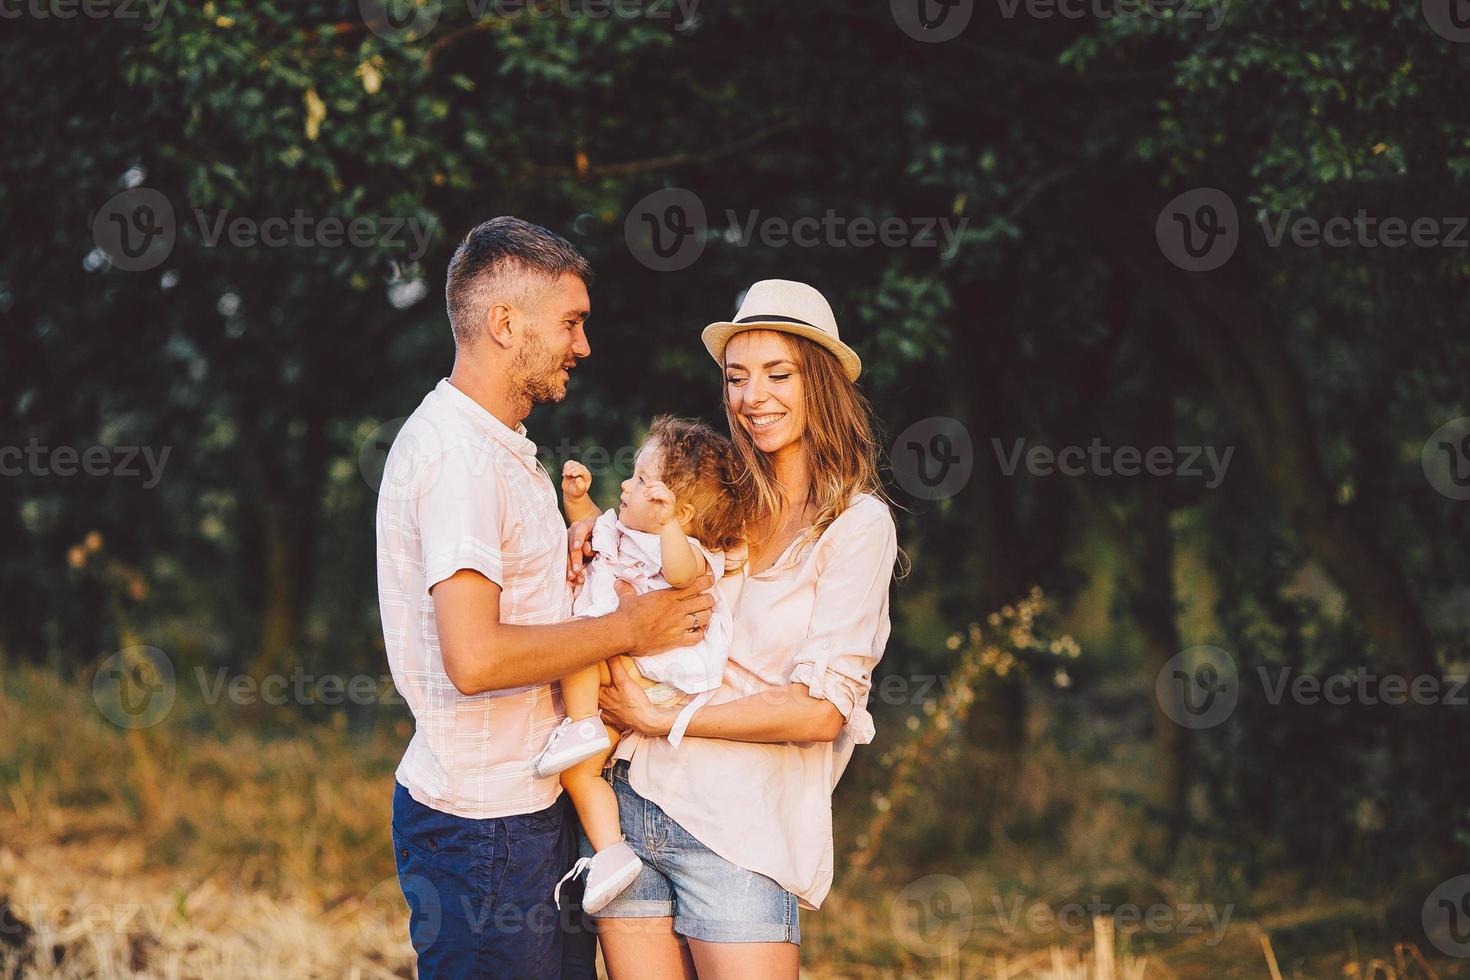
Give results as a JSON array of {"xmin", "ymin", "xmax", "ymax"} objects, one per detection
[{"xmin": 588, "ymin": 279, "xmax": 900, "ymax": 979}]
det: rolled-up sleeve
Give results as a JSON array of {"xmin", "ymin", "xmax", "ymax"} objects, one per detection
[
  {"xmin": 788, "ymin": 501, "xmax": 898, "ymax": 743},
  {"xmin": 419, "ymin": 445, "xmax": 507, "ymax": 595}
]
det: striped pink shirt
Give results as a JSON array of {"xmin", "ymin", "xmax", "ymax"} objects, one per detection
[
  {"xmin": 377, "ymin": 379, "xmax": 571, "ymax": 819},
  {"xmin": 616, "ymin": 493, "xmax": 898, "ymax": 908}
]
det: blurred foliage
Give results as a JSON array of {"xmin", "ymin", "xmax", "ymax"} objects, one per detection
[{"xmin": 2, "ymin": 0, "xmax": 1468, "ymax": 891}]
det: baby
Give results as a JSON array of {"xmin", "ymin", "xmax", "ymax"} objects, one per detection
[{"xmin": 536, "ymin": 416, "xmax": 744, "ymax": 914}]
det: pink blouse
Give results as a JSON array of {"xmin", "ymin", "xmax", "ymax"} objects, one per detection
[{"xmin": 615, "ymin": 493, "xmax": 898, "ymax": 909}]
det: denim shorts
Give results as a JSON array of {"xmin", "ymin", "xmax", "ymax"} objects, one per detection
[{"xmin": 585, "ymin": 760, "xmax": 800, "ymax": 945}]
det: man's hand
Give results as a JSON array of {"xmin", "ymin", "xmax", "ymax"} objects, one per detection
[
  {"xmin": 615, "ymin": 576, "xmax": 715, "ymax": 654},
  {"xmin": 561, "ymin": 460, "xmax": 592, "ymax": 502},
  {"xmin": 643, "ymin": 480, "xmax": 678, "ymax": 527},
  {"xmin": 566, "ymin": 516, "xmax": 597, "ymax": 586}
]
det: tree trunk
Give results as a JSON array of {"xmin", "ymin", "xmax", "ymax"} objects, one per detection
[
  {"xmin": 1129, "ymin": 317, "xmax": 1188, "ymax": 870},
  {"xmin": 1090, "ymin": 182, "xmax": 1438, "ymax": 678}
]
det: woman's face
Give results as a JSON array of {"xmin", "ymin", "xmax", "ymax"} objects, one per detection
[{"xmin": 724, "ymin": 330, "xmax": 806, "ymax": 456}]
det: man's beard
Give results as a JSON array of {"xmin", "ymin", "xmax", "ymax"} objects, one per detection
[{"xmin": 511, "ymin": 331, "xmax": 568, "ymax": 406}]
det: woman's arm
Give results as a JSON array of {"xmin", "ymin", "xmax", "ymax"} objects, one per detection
[{"xmin": 601, "ymin": 657, "xmax": 843, "ymax": 743}]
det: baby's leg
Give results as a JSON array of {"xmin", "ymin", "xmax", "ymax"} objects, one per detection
[
  {"xmin": 562, "ymin": 728, "xmax": 624, "ymax": 851},
  {"xmin": 561, "ymin": 663, "xmax": 601, "ymax": 722}
]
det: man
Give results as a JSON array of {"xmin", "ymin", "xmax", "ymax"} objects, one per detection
[{"xmin": 377, "ymin": 216, "xmax": 715, "ymax": 978}]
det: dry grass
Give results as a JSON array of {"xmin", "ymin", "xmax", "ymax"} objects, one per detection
[{"xmin": 1, "ymin": 663, "xmax": 1463, "ymax": 979}]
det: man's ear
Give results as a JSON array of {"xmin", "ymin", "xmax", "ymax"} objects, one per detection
[{"xmin": 484, "ymin": 301, "xmax": 516, "ymax": 349}]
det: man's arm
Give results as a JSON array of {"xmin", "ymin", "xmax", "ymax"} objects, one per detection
[{"xmin": 432, "ymin": 569, "xmax": 715, "ymax": 695}]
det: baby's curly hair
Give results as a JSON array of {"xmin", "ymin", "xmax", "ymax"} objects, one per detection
[{"xmin": 646, "ymin": 415, "xmax": 746, "ymax": 560}]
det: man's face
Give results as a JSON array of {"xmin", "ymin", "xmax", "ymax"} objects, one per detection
[{"xmin": 511, "ymin": 273, "xmax": 591, "ymax": 406}]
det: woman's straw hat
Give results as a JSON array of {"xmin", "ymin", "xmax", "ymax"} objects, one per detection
[{"xmin": 701, "ymin": 279, "xmax": 862, "ymax": 382}]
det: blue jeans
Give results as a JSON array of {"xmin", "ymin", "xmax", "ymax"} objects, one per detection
[
  {"xmin": 589, "ymin": 761, "xmax": 801, "ymax": 944},
  {"xmin": 392, "ymin": 784, "xmax": 597, "ymax": 979}
]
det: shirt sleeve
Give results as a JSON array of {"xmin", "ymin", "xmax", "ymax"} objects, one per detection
[
  {"xmin": 418, "ymin": 445, "xmax": 506, "ymax": 595},
  {"xmin": 788, "ymin": 499, "xmax": 898, "ymax": 744}
]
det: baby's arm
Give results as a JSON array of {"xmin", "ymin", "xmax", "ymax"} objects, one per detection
[
  {"xmin": 560, "ymin": 460, "xmax": 601, "ymax": 524},
  {"xmin": 643, "ymin": 480, "xmax": 707, "ymax": 588}
]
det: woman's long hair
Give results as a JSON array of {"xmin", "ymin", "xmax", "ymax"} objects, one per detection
[{"xmin": 723, "ymin": 332, "xmax": 896, "ymax": 565}]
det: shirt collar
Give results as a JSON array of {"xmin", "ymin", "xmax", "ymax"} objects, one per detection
[{"xmin": 434, "ymin": 378, "xmax": 539, "ymax": 459}]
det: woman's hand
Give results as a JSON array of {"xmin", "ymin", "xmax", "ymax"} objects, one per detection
[
  {"xmin": 599, "ymin": 656, "xmax": 678, "ymax": 737},
  {"xmin": 566, "ymin": 517, "xmax": 597, "ymax": 586}
]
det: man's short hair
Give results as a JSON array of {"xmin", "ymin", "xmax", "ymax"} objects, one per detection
[{"xmin": 445, "ymin": 216, "xmax": 593, "ymax": 347}]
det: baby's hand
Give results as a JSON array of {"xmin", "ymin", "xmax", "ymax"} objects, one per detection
[
  {"xmin": 561, "ymin": 460, "xmax": 592, "ymax": 501},
  {"xmin": 643, "ymin": 480, "xmax": 678, "ymax": 527}
]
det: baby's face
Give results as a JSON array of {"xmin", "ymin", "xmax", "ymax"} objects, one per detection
[{"xmin": 618, "ymin": 441, "xmax": 665, "ymax": 533}]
